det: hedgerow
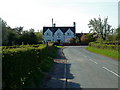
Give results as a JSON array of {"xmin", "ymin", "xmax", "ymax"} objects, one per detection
[
  {"xmin": 2, "ymin": 44, "xmax": 57, "ymax": 89},
  {"xmin": 89, "ymin": 42, "xmax": 119, "ymax": 51}
]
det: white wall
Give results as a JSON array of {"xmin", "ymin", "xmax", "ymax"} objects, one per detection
[
  {"xmin": 53, "ymin": 28, "xmax": 64, "ymax": 42},
  {"xmin": 43, "ymin": 28, "xmax": 75, "ymax": 42},
  {"xmin": 44, "ymin": 28, "xmax": 53, "ymax": 42},
  {"xmin": 65, "ymin": 28, "xmax": 75, "ymax": 42}
]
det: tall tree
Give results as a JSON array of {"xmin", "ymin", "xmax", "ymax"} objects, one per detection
[
  {"xmin": 35, "ymin": 30, "xmax": 43, "ymax": 43},
  {"xmin": 115, "ymin": 28, "xmax": 120, "ymax": 42},
  {"xmin": 88, "ymin": 17, "xmax": 114, "ymax": 41},
  {"xmin": 14, "ymin": 26, "xmax": 23, "ymax": 35},
  {"xmin": 2, "ymin": 19, "xmax": 8, "ymax": 45}
]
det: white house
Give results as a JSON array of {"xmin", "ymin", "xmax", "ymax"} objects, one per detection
[{"xmin": 43, "ymin": 21, "xmax": 76, "ymax": 43}]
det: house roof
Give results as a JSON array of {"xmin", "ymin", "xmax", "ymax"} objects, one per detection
[
  {"xmin": 76, "ymin": 33, "xmax": 88, "ymax": 37},
  {"xmin": 43, "ymin": 27, "xmax": 75, "ymax": 34}
]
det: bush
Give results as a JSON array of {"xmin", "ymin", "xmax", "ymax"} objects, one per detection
[
  {"xmin": 89, "ymin": 42, "xmax": 119, "ymax": 51},
  {"xmin": 2, "ymin": 44, "xmax": 57, "ymax": 89}
]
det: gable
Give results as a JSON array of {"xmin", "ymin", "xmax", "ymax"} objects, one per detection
[
  {"xmin": 65, "ymin": 28, "xmax": 74, "ymax": 35},
  {"xmin": 44, "ymin": 28, "xmax": 52, "ymax": 36},
  {"xmin": 43, "ymin": 27, "xmax": 75, "ymax": 34},
  {"xmin": 54, "ymin": 28, "xmax": 63, "ymax": 35}
]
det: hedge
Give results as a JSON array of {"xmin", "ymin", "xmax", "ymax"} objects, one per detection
[
  {"xmin": 2, "ymin": 44, "xmax": 57, "ymax": 89},
  {"xmin": 89, "ymin": 42, "xmax": 119, "ymax": 51}
]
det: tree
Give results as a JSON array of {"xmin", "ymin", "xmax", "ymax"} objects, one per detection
[
  {"xmin": 7, "ymin": 29, "xmax": 19, "ymax": 45},
  {"xmin": 19, "ymin": 30, "xmax": 38, "ymax": 45},
  {"xmin": 35, "ymin": 30, "xmax": 43, "ymax": 43},
  {"xmin": 115, "ymin": 28, "xmax": 120, "ymax": 42},
  {"xmin": 85, "ymin": 33, "xmax": 96, "ymax": 43},
  {"xmin": 1, "ymin": 18, "xmax": 42, "ymax": 45},
  {"xmin": 80, "ymin": 34, "xmax": 86, "ymax": 42},
  {"xmin": 2, "ymin": 19, "xmax": 9, "ymax": 45},
  {"xmin": 88, "ymin": 17, "xmax": 114, "ymax": 41},
  {"xmin": 14, "ymin": 26, "xmax": 23, "ymax": 35}
]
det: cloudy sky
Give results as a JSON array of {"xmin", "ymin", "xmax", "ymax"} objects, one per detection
[{"xmin": 0, "ymin": 0, "xmax": 119, "ymax": 33}]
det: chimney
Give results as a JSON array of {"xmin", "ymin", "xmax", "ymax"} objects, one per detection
[
  {"xmin": 73, "ymin": 22, "xmax": 76, "ymax": 36},
  {"xmin": 73, "ymin": 22, "xmax": 76, "ymax": 27},
  {"xmin": 52, "ymin": 18, "xmax": 53, "ymax": 27},
  {"xmin": 53, "ymin": 23, "xmax": 56, "ymax": 27}
]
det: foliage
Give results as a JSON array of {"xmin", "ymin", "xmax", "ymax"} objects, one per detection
[
  {"xmin": 80, "ymin": 34, "xmax": 86, "ymax": 42},
  {"xmin": 89, "ymin": 42, "xmax": 119, "ymax": 51},
  {"xmin": 67, "ymin": 38, "xmax": 76, "ymax": 43},
  {"xmin": 2, "ymin": 44, "xmax": 57, "ymax": 89},
  {"xmin": 88, "ymin": 17, "xmax": 114, "ymax": 41},
  {"xmin": 69, "ymin": 38, "xmax": 76, "ymax": 43},
  {"xmin": 2, "ymin": 20, "xmax": 9, "ymax": 45},
  {"xmin": 85, "ymin": 33, "xmax": 96, "ymax": 42},
  {"xmin": 2, "ymin": 18, "xmax": 43, "ymax": 46},
  {"xmin": 18, "ymin": 30, "xmax": 38, "ymax": 45},
  {"xmin": 115, "ymin": 28, "xmax": 120, "ymax": 42},
  {"xmin": 35, "ymin": 30, "xmax": 43, "ymax": 43},
  {"xmin": 80, "ymin": 33, "xmax": 95, "ymax": 43}
]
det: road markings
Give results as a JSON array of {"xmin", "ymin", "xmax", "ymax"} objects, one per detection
[
  {"xmin": 102, "ymin": 67, "xmax": 120, "ymax": 77},
  {"xmin": 89, "ymin": 59, "xmax": 98, "ymax": 64}
]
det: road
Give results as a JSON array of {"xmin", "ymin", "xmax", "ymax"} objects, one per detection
[{"xmin": 63, "ymin": 46, "xmax": 119, "ymax": 88}]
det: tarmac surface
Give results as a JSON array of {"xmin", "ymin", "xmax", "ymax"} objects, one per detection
[{"xmin": 43, "ymin": 46, "xmax": 119, "ymax": 88}]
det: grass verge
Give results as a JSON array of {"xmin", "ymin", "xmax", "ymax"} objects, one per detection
[
  {"xmin": 55, "ymin": 45, "xmax": 63, "ymax": 49},
  {"xmin": 86, "ymin": 46, "xmax": 119, "ymax": 60}
]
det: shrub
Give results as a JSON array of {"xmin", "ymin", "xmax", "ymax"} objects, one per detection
[
  {"xmin": 89, "ymin": 42, "xmax": 119, "ymax": 51},
  {"xmin": 2, "ymin": 44, "xmax": 57, "ymax": 89}
]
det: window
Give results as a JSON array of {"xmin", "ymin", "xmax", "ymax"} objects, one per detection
[
  {"xmin": 67, "ymin": 33, "xmax": 71, "ymax": 36},
  {"xmin": 57, "ymin": 33, "xmax": 60, "ymax": 36},
  {"xmin": 46, "ymin": 33, "xmax": 50, "ymax": 36},
  {"xmin": 57, "ymin": 33, "xmax": 60, "ymax": 38}
]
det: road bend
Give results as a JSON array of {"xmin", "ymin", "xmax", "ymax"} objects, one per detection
[{"xmin": 63, "ymin": 46, "xmax": 119, "ymax": 88}]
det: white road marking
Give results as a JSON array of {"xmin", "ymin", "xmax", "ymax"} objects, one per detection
[
  {"xmin": 102, "ymin": 67, "xmax": 120, "ymax": 77},
  {"xmin": 89, "ymin": 59, "xmax": 98, "ymax": 64}
]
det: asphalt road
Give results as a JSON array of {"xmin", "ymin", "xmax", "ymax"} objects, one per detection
[{"xmin": 63, "ymin": 46, "xmax": 119, "ymax": 88}]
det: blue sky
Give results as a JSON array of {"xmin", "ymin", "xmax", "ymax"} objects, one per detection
[{"xmin": 0, "ymin": 0, "xmax": 119, "ymax": 33}]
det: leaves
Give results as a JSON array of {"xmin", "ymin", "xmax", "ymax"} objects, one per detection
[
  {"xmin": 88, "ymin": 17, "xmax": 114, "ymax": 41},
  {"xmin": 2, "ymin": 44, "xmax": 57, "ymax": 88}
]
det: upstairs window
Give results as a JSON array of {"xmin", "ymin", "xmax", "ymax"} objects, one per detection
[
  {"xmin": 57, "ymin": 33, "xmax": 60, "ymax": 36},
  {"xmin": 67, "ymin": 33, "xmax": 71, "ymax": 36},
  {"xmin": 57, "ymin": 33, "xmax": 60, "ymax": 38},
  {"xmin": 46, "ymin": 33, "xmax": 50, "ymax": 36}
]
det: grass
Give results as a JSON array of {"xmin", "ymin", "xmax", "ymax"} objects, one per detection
[
  {"xmin": 55, "ymin": 45, "xmax": 63, "ymax": 48},
  {"xmin": 86, "ymin": 46, "xmax": 119, "ymax": 60}
]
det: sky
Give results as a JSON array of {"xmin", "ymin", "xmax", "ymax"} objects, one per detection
[{"xmin": 0, "ymin": 0, "xmax": 119, "ymax": 33}]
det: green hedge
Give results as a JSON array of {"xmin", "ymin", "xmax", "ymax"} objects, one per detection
[
  {"xmin": 89, "ymin": 42, "xmax": 119, "ymax": 51},
  {"xmin": 2, "ymin": 44, "xmax": 42, "ymax": 49},
  {"xmin": 2, "ymin": 44, "xmax": 57, "ymax": 89}
]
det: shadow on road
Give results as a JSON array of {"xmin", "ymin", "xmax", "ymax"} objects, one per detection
[{"xmin": 43, "ymin": 48, "xmax": 82, "ymax": 89}]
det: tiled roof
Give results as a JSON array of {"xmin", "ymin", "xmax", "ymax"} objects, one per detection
[{"xmin": 43, "ymin": 27, "xmax": 75, "ymax": 34}]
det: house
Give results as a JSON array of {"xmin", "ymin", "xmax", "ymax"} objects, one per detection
[
  {"xmin": 76, "ymin": 33, "xmax": 89, "ymax": 41},
  {"xmin": 43, "ymin": 19, "xmax": 76, "ymax": 43}
]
